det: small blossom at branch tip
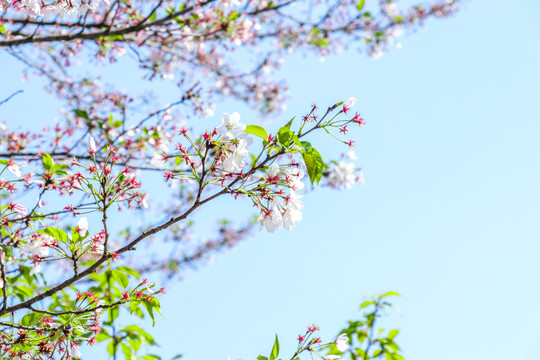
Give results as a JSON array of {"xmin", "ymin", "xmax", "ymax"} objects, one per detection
[
  {"xmin": 7, "ymin": 159, "xmax": 27, "ymax": 178},
  {"xmin": 89, "ymin": 136, "xmax": 97, "ymax": 154},
  {"xmin": 78, "ymin": 217, "xmax": 89, "ymax": 236},
  {"xmin": 163, "ymin": 170, "xmax": 175, "ymax": 181},
  {"xmin": 150, "ymin": 152, "xmax": 168, "ymax": 167},
  {"xmin": 71, "ymin": 343, "xmax": 82, "ymax": 358},
  {"xmin": 343, "ymin": 97, "xmax": 357, "ymax": 114},
  {"xmin": 10, "ymin": 203, "xmax": 28, "ymax": 216},
  {"xmin": 352, "ymin": 113, "xmax": 365, "ymax": 126},
  {"xmin": 267, "ymin": 164, "xmax": 280, "ymax": 178},
  {"xmin": 202, "ymin": 103, "xmax": 216, "ymax": 118},
  {"xmin": 335, "ymin": 334, "xmax": 349, "ymax": 352},
  {"xmin": 325, "ymin": 356, "xmax": 341, "ymax": 360}
]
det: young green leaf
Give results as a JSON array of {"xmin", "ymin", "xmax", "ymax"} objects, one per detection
[
  {"xmin": 20, "ymin": 312, "xmax": 44, "ymax": 326},
  {"xmin": 360, "ymin": 300, "xmax": 373, "ymax": 308},
  {"xmin": 143, "ymin": 301, "xmax": 156, "ymax": 326},
  {"xmin": 111, "ymin": 270, "xmax": 129, "ymax": 288},
  {"xmin": 245, "ymin": 125, "xmax": 268, "ymax": 139},
  {"xmin": 42, "ymin": 153, "xmax": 53, "ymax": 171},
  {"xmin": 269, "ymin": 335, "xmax": 280, "ymax": 360},
  {"xmin": 73, "ymin": 109, "xmax": 89, "ymax": 120},
  {"xmin": 121, "ymin": 343, "xmax": 133, "ymax": 360},
  {"xmin": 277, "ymin": 127, "xmax": 294, "ymax": 147},
  {"xmin": 284, "ymin": 117, "xmax": 294, "ymax": 129},
  {"xmin": 117, "ymin": 266, "xmax": 141, "ymax": 279},
  {"xmin": 37, "ymin": 227, "xmax": 69, "ymax": 244},
  {"xmin": 301, "ymin": 142, "xmax": 324, "ymax": 184}
]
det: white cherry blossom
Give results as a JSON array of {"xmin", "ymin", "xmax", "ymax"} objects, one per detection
[
  {"xmin": 216, "ymin": 112, "xmax": 246, "ymax": 139},
  {"xmin": 257, "ymin": 200, "xmax": 283, "ymax": 233},
  {"xmin": 78, "ymin": 217, "xmax": 89, "ymax": 236},
  {"xmin": 71, "ymin": 343, "xmax": 82, "ymax": 358},
  {"xmin": 222, "ymin": 138, "xmax": 251, "ymax": 173},
  {"xmin": 29, "ymin": 262, "xmax": 41, "ymax": 275},
  {"xmin": 7, "ymin": 160, "xmax": 27, "ymax": 177},
  {"xmin": 328, "ymin": 161, "xmax": 356, "ymax": 189},
  {"xmin": 22, "ymin": 234, "xmax": 51, "ymax": 257},
  {"xmin": 150, "ymin": 152, "xmax": 168, "ymax": 167},
  {"xmin": 335, "ymin": 334, "xmax": 349, "ymax": 352},
  {"xmin": 268, "ymin": 164, "xmax": 280, "ymax": 178}
]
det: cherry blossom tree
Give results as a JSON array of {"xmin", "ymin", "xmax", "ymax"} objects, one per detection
[{"xmin": 0, "ymin": 0, "xmax": 460, "ymax": 358}]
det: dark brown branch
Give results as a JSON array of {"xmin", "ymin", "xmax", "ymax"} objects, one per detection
[{"xmin": 0, "ymin": 0, "xmax": 216, "ymax": 47}]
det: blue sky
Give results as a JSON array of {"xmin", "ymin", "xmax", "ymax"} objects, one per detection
[
  {"xmin": 149, "ymin": 2, "xmax": 540, "ymax": 359},
  {"xmin": 1, "ymin": 1, "xmax": 540, "ymax": 359}
]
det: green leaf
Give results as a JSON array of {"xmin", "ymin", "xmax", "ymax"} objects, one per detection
[
  {"xmin": 388, "ymin": 329, "xmax": 399, "ymax": 339},
  {"xmin": 244, "ymin": 125, "xmax": 268, "ymax": 139},
  {"xmin": 16, "ymin": 286, "xmax": 33, "ymax": 298},
  {"xmin": 127, "ymin": 338, "xmax": 141, "ymax": 352},
  {"xmin": 51, "ymin": 163, "xmax": 69, "ymax": 175},
  {"xmin": 96, "ymin": 332, "xmax": 110, "ymax": 342},
  {"xmin": 111, "ymin": 270, "xmax": 129, "ymax": 288},
  {"xmin": 143, "ymin": 356, "xmax": 162, "ymax": 360},
  {"xmin": 291, "ymin": 135, "xmax": 302, "ymax": 148},
  {"xmin": 117, "ymin": 266, "xmax": 141, "ymax": 279},
  {"xmin": 143, "ymin": 301, "xmax": 156, "ymax": 326},
  {"xmin": 382, "ymin": 291, "xmax": 400, "ymax": 298},
  {"xmin": 37, "ymin": 227, "xmax": 69, "ymax": 244},
  {"xmin": 360, "ymin": 300, "xmax": 373, "ymax": 308},
  {"xmin": 301, "ymin": 142, "xmax": 324, "ymax": 184},
  {"xmin": 284, "ymin": 117, "xmax": 294, "ymax": 129},
  {"xmin": 42, "ymin": 153, "xmax": 53, "ymax": 171},
  {"xmin": 258, "ymin": 356, "xmax": 268, "ymax": 360},
  {"xmin": 121, "ymin": 343, "xmax": 133, "ymax": 360},
  {"xmin": 130, "ymin": 301, "xmax": 140, "ymax": 314},
  {"xmin": 228, "ymin": 10, "xmax": 240, "ymax": 20},
  {"xmin": 20, "ymin": 312, "xmax": 44, "ymax": 326},
  {"xmin": 269, "ymin": 335, "xmax": 279, "ymax": 360},
  {"xmin": 356, "ymin": 0, "xmax": 365, "ymax": 11},
  {"xmin": 277, "ymin": 127, "xmax": 294, "ymax": 147},
  {"xmin": 73, "ymin": 109, "xmax": 89, "ymax": 120},
  {"xmin": 107, "ymin": 339, "xmax": 116, "ymax": 356}
]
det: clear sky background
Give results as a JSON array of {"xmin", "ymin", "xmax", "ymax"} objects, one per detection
[{"xmin": 1, "ymin": 0, "xmax": 540, "ymax": 359}]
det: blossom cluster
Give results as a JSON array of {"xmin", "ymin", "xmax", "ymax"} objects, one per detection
[{"xmin": 5, "ymin": 0, "xmax": 110, "ymax": 19}]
